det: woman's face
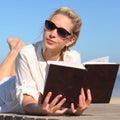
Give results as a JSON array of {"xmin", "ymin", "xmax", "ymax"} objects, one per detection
[{"xmin": 43, "ymin": 14, "xmax": 74, "ymax": 52}]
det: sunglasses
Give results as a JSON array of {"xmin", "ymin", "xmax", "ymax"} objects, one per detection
[{"xmin": 45, "ymin": 20, "xmax": 71, "ymax": 39}]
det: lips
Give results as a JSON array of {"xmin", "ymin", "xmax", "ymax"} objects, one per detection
[{"xmin": 46, "ymin": 38, "xmax": 56, "ymax": 45}]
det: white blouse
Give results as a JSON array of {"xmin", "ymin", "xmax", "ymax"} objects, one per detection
[{"xmin": 15, "ymin": 41, "xmax": 81, "ymax": 113}]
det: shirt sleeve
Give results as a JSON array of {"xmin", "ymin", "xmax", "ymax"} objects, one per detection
[
  {"xmin": 15, "ymin": 46, "xmax": 39, "ymax": 106},
  {"xmin": 63, "ymin": 50, "xmax": 81, "ymax": 63}
]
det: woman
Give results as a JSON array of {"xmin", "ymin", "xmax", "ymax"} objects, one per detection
[
  {"xmin": 15, "ymin": 7, "xmax": 92, "ymax": 115},
  {"xmin": 0, "ymin": 38, "xmax": 24, "ymax": 112}
]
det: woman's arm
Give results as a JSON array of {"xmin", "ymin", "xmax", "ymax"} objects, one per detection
[{"xmin": 22, "ymin": 94, "xmax": 41, "ymax": 114}]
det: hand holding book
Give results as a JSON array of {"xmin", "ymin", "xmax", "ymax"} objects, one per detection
[{"xmin": 41, "ymin": 88, "xmax": 92, "ymax": 115}]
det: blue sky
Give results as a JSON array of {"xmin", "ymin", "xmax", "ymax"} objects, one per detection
[{"xmin": 0, "ymin": 0, "xmax": 120, "ymax": 74}]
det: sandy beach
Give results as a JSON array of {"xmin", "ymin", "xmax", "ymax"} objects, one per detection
[
  {"xmin": 0, "ymin": 99, "xmax": 120, "ymax": 120},
  {"xmin": 110, "ymin": 97, "xmax": 120, "ymax": 104}
]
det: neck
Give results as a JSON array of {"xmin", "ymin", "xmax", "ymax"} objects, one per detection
[{"xmin": 42, "ymin": 48, "xmax": 60, "ymax": 62}]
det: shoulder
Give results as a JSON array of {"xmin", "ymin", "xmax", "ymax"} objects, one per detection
[
  {"xmin": 19, "ymin": 41, "xmax": 42, "ymax": 57},
  {"xmin": 63, "ymin": 50, "xmax": 81, "ymax": 63}
]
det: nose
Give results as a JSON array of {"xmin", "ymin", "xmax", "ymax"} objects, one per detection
[{"xmin": 49, "ymin": 28, "xmax": 58, "ymax": 38}]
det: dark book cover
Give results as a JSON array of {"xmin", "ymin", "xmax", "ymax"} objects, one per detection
[
  {"xmin": 83, "ymin": 64, "xmax": 119, "ymax": 103},
  {"xmin": 42, "ymin": 63, "xmax": 119, "ymax": 108}
]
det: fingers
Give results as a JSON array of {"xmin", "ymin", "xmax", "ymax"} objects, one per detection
[
  {"xmin": 43, "ymin": 92, "xmax": 65, "ymax": 107},
  {"xmin": 81, "ymin": 88, "xmax": 85, "ymax": 100},
  {"xmin": 49, "ymin": 94, "xmax": 63, "ymax": 107},
  {"xmin": 52, "ymin": 97, "xmax": 66, "ymax": 112},
  {"xmin": 79, "ymin": 88, "xmax": 92, "ymax": 107},
  {"xmin": 42, "ymin": 92, "xmax": 67, "ymax": 114},
  {"xmin": 43, "ymin": 92, "xmax": 52, "ymax": 105},
  {"xmin": 86, "ymin": 89, "xmax": 92, "ymax": 105},
  {"xmin": 15, "ymin": 40, "xmax": 25, "ymax": 52},
  {"xmin": 7, "ymin": 37, "xmax": 19, "ymax": 50},
  {"xmin": 70, "ymin": 88, "xmax": 92, "ymax": 115},
  {"xmin": 77, "ymin": 88, "xmax": 86, "ymax": 108},
  {"xmin": 7, "ymin": 37, "xmax": 25, "ymax": 52},
  {"xmin": 71, "ymin": 103, "xmax": 76, "ymax": 113},
  {"xmin": 55, "ymin": 108, "xmax": 68, "ymax": 115}
]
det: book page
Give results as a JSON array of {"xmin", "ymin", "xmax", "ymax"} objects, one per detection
[
  {"xmin": 83, "ymin": 56, "xmax": 112, "ymax": 64},
  {"xmin": 47, "ymin": 61, "xmax": 85, "ymax": 69}
]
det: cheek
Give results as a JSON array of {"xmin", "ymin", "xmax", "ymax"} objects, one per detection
[
  {"xmin": 43, "ymin": 30, "xmax": 50, "ymax": 43},
  {"xmin": 43, "ymin": 29, "xmax": 48, "ymax": 38},
  {"xmin": 56, "ymin": 40, "xmax": 67, "ymax": 50}
]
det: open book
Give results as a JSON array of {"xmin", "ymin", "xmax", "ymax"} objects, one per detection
[{"xmin": 42, "ymin": 56, "xmax": 119, "ymax": 108}]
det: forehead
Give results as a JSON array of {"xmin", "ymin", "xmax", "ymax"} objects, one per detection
[{"xmin": 50, "ymin": 14, "xmax": 73, "ymax": 31}]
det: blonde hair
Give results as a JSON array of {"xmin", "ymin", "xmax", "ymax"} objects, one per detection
[{"xmin": 49, "ymin": 7, "xmax": 82, "ymax": 60}]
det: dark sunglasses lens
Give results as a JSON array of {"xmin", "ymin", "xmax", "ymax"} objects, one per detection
[
  {"xmin": 58, "ymin": 28, "xmax": 70, "ymax": 38},
  {"xmin": 45, "ymin": 20, "xmax": 71, "ymax": 39},
  {"xmin": 45, "ymin": 20, "xmax": 55, "ymax": 31}
]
